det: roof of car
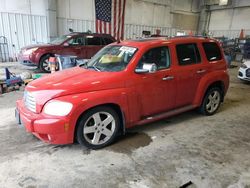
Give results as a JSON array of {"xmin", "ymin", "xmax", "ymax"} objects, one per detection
[
  {"xmin": 118, "ymin": 36, "xmax": 218, "ymax": 49},
  {"xmin": 67, "ymin": 32, "xmax": 114, "ymax": 37}
]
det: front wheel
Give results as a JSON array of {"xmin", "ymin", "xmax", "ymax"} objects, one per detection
[
  {"xmin": 199, "ymin": 87, "xmax": 222, "ymax": 116},
  {"xmin": 39, "ymin": 54, "xmax": 53, "ymax": 73},
  {"xmin": 76, "ymin": 106, "xmax": 120, "ymax": 149}
]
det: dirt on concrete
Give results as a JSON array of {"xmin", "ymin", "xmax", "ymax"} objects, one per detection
[{"xmin": 0, "ymin": 62, "xmax": 250, "ymax": 188}]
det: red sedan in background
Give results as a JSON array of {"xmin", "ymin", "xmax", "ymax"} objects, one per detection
[{"xmin": 18, "ymin": 32, "xmax": 116, "ymax": 72}]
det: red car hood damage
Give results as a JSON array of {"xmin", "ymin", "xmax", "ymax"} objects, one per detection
[{"xmin": 26, "ymin": 67, "xmax": 125, "ymax": 104}]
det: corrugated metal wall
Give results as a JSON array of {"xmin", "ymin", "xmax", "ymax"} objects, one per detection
[
  {"xmin": 1, "ymin": 14, "xmax": 197, "ymax": 61},
  {"xmin": 0, "ymin": 12, "xmax": 48, "ymax": 61},
  {"xmin": 57, "ymin": 17, "xmax": 195, "ymax": 39},
  {"xmin": 57, "ymin": 17, "xmax": 95, "ymax": 36}
]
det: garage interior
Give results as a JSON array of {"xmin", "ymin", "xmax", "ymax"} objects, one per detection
[{"xmin": 0, "ymin": 0, "xmax": 250, "ymax": 187}]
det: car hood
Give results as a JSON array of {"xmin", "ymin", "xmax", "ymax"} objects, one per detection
[
  {"xmin": 21, "ymin": 43, "xmax": 57, "ymax": 50},
  {"xmin": 26, "ymin": 67, "xmax": 125, "ymax": 104}
]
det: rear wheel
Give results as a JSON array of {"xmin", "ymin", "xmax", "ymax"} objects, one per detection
[
  {"xmin": 76, "ymin": 106, "xmax": 120, "ymax": 149},
  {"xmin": 199, "ymin": 87, "xmax": 222, "ymax": 116}
]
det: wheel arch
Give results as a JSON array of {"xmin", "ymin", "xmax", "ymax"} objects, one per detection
[
  {"xmin": 194, "ymin": 79, "xmax": 226, "ymax": 107},
  {"xmin": 39, "ymin": 53, "xmax": 54, "ymax": 64},
  {"xmin": 73, "ymin": 103, "xmax": 125, "ymax": 142},
  {"xmin": 205, "ymin": 81, "xmax": 225, "ymax": 102}
]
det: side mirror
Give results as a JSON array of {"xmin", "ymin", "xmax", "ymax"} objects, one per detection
[
  {"xmin": 77, "ymin": 59, "xmax": 88, "ymax": 66},
  {"xmin": 63, "ymin": 42, "xmax": 70, "ymax": 47},
  {"xmin": 135, "ymin": 63, "xmax": 157, "ymax": 74}
]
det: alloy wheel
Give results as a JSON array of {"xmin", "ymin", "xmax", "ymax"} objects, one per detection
[
  {"xmin": 83, "ymin": 111, "xmax": 116, "ymax": 145},
  {"xmin": 206, "ymin": 90, "xmax": 221, "ymax": 113}
]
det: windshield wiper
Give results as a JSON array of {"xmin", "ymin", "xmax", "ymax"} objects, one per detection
[{"xmin": 87, "ymin": 65, "xmax": 101, "ymax": 72}]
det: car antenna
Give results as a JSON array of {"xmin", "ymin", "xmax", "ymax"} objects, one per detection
[{"xmin": 69, "ymin": 28, "xmax": 74, "ymax": 33}]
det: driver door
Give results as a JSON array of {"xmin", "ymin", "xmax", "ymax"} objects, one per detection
[
  {"xmin": 60, "ymin": 36, "xmax": 85, "ymax": 58},
  {"xmin": 134, "ymin": 46, "xmax": 176, "ymax": 117}
]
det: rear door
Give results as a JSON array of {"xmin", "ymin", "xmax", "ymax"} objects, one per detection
[
  {"xmin": 83, "ymin": 36, "xmax": 105, "ymax": 59},
  {"xmin": 174, "ymin": 43, "xmax": 208, "ymax": 108}
]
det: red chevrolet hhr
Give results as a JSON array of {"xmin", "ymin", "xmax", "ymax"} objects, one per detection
[{"xmin": 16, "ymin": 37, "xmax": 229, "ymax": 149}]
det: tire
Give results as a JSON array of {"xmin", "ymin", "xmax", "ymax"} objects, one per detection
[
  {"xmin": 39, "ymin": 54, "xmax": 53, "ymax": 73},
  {"xmin": 199, "ymin": 87, "xmax": 222, "ymax": 116},
  {"xmin": 76, "ymin": 106, "xmax": 120, "ymax": 149}
]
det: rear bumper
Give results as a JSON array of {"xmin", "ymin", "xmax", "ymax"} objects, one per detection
[{"xmin": 16, "ymin": 100, "xmax": 74, "ymax": 144}]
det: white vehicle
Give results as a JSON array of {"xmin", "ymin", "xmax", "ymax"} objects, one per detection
[{"xmin": 238, "ymin": 60, "xmax": 250, "ymax": 82}]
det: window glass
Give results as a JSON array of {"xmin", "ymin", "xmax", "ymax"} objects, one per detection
[
  {"xmin": 103, "ymin": 37, "xmax": 115, "ymax": 45},
  {"xmin": 86, "ymin": 36, "xmax": 102, "ymax": 45},
  {"xmin": 50, "ymin": 35, "xmax": 71, "ymax": 44},
  {"xmin": 202, "ymin": 42, "xmax": 222, "ymax": 61},
  {"xmin": 176, "ymin": 43, "xmax": 201, "ymax": 65},
  {"xmin": 67, "ymin": 37, "xmax": 85, "ymax": 46},
  {"xmin": 85, "ymin": 45, "xmax": 137, "ymax": 72},
  {"xmin": 136, "ymin": 46, "xmax": 170, "ymax": 70}
]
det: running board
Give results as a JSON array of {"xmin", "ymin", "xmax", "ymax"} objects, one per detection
[{"xmin": 136, "ymin": 105, "xmax": 195, "ymax": 126}]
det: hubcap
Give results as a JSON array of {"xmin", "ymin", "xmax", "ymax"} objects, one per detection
[
  {"xmin": 83, "ymin": 112, "xmax": 115, "ymax": 145},
  {"xmin": 42, "ymin": 59, "xmax": 50, "ymax": 71},
  {"xmin": 206, "ymin": 90, "xmax": 221, "ymax": 113}
]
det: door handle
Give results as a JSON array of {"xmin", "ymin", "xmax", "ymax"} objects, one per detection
[
  {"xmin": 162, "ymin": 76, "xmax": 174, "ymax": 81},
  {"xmin": 196, "ymin": 69, "xmax": 206, "ymax": 74}
]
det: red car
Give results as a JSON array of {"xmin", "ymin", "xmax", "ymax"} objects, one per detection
[
  {"xmin": 16, "ymin": 37, "xmax": 229, "ymax": 149},
  {"xmin": 18, "ymin": 32, "xmax": 115, "ymax": 72}
]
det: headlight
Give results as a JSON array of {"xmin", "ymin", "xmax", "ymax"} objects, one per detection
[
  {"xmin": 23, "ymin": 48, "xmax": 38, "ymax": 55},
  {"xmin": 240, "ymin": 63, "xmax": 247, "ymax": 69},
  {"xmin": 43, "ymin": 101, "xmax": 73, "ymax": 116}
]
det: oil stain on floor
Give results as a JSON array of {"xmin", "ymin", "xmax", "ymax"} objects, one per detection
[{"xmin": 107, "ymin": 132, "xmax": 152, "ymax": 154}]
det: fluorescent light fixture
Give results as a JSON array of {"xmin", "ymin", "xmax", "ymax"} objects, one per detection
[{"xmin": 219, "ymin": 0, "xmax": 228, "ymax": 6}]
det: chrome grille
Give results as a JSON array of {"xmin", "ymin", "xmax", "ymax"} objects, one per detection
[
  {"xmin": 24, "ymin": 91, "xmax": 36, "ymax": 113},
  {"xmin": 246, "ymin": 68, "xmax": 250, "ymax": 77}
]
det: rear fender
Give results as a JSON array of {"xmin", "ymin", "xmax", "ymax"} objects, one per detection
[{"xmin": 193, "ymin": 70, "xmax": 229, "ymax": 106}]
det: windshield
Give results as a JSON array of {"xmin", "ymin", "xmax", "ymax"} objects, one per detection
[
  {"xmin": 50, "ymin": 35, "xmax": 72, "ymax": 45},
  {"xmin": 86, "ymin": 45, "xmax": 137, "ymax": 72}
]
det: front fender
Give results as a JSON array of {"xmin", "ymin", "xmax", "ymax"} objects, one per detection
[{"xmin": 53, "ymin": 88, "xmax": 129, "ymax": 141}]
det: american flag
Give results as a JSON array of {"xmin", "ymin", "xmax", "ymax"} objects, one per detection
[{"xmin": 95, "ymin": 0, "xmax": 126, "ymax": 41}]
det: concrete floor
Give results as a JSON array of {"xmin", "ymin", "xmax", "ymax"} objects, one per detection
[{"xmin": 0, "ymin": 62, "xmax": 250, "ymax": 188}]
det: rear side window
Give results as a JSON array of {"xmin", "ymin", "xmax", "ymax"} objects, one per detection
[
  {"xmin": 202, "ymin": 42, "xmax": 222, "ymax": 61},
  {"xmin": 176, "ymin": 43, "xmax": 201, "ymax": 65},
  {"xmin": 103, "ymin": 37, "xmax": 114, "ymax": 45},
  {"xmin": 86, "ymin": 36, "xmax": 102, "ymax": 45}
]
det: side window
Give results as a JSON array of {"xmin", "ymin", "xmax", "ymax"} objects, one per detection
[
  {"xmin": 68, "ymin": 37, "xmax": 85, "ymax": 46},
  {"xmin": 202, "ymin": 42, "xmax": 222, "ymax": 61},
  {"xmin": 86, "ymin": 36, "xmax": 102, "ymax": 45},
  {"xmin": 103, "ymin": 37, "xmax": 114, "ymax": 45},
  {"xmin": 176, "ymin": 43, "xmax": 201, "ymax": 65},
  {"xmin": 136, "ymin": 46, "xmax": 170, "ymax": 70}
]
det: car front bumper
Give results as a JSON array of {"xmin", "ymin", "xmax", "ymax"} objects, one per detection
[
  {"xmin": 238, "ymin": 67, "xmax": 250, "ymax": 81},
  {"xmin": 18, "ymin": 53, "xmax": 37, "ymax": 66},
  {"xmin": 16, "ymin": 100, "xmax": 74, "ymax": 144}
]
